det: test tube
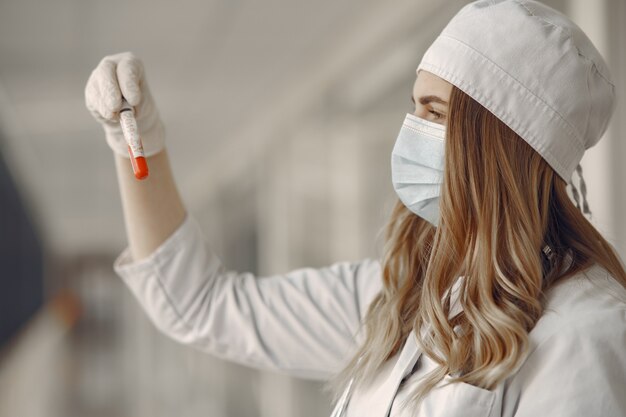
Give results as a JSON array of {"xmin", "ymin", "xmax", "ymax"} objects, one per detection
[{"xmin": 119, "ymin": 99, "xmax": 149, "ymax": 180}]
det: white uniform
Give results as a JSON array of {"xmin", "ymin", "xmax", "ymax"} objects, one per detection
[{"xmin": 114, "ymin": 213, "xmax": 626, "ymax": 416}]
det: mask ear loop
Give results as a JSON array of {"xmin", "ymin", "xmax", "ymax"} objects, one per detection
[
  {"xmin": 569, "ymin": 176, "xmax": 581, "ymax": 210},
  {"xmin": 576, "ymin": 164, "xmax": 591, "ymax": 218},
  {"xmin": 570, "ymin": 163, "xmax": 592, "ymax": 220}
]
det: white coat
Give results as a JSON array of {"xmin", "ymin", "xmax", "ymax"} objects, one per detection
[{"xmin": 114, "ymin": 214, "xmax": 626, "ymax": 416}]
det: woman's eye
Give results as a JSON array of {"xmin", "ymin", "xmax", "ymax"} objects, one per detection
[{"xmin": 429, "ymin": 110, "xmax": 443, "ymax": 120}]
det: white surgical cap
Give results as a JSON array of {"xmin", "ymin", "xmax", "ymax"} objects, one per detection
[{"xmin": 417, "ymin": 0, "xmax": 616, "ymax": 185}]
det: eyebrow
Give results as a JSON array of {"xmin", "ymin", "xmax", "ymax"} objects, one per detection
[{"xmin": 411, "ymin": 95, "xmax": 448, "ymax": 106}]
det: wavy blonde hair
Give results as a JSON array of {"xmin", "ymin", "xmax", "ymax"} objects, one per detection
[{"xmin": 324, "ymin": 85, "xmax": 626, "ymax": 410}]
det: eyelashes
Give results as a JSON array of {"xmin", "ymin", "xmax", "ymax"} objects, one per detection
[
  {"xmin": 411, "ymin": 100, "xmax": 445, "ymax": 121},
  {"xmin": 429, "ymin": 109, "xmax": 444, "ymax": 120}
]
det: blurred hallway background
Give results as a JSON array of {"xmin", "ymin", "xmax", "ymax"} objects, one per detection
[{"xmin": 1, "ymin": 0, "xmax": 625, "ymax": 416}]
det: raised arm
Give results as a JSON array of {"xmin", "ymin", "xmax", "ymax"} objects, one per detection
[
  {"xmin": 85, "ymin": 51, "xmax": 186, "ymax": 261},
  {"xmin": 85, "ymin": 52, "xmax": 383, "ymax": 380}
]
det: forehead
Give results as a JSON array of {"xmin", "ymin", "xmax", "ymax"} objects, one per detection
[{"xmin": 413, "ymin": 70, "xmax": 453, "ymax": 102}]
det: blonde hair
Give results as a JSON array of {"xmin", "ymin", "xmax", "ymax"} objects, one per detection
[{"xmin": 324, "ymin": 85, "xmax": 626, "ymax": 410}]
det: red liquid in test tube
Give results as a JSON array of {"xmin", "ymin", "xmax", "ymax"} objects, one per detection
[{"xmin": 119, "ymin": 99, "xmax": 149, "ymax": 180}]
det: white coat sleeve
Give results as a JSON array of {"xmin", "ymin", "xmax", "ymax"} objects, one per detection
[
  {"xmin": 510, "ymin": 308, "xmax": 626, "ymax": 416},
  {"xmin": 113, "ymin": 213, "xmax": 383, "ymax": 381}
]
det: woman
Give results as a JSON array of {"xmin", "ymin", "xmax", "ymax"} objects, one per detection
[{"xmin": 85, "ymin": 0, "xmax": 626, "ymax": 416}]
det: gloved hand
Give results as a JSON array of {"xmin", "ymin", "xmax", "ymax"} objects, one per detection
[{"xmin": 85, "ymin": 51, "xmax": 165, "ymax": 158}]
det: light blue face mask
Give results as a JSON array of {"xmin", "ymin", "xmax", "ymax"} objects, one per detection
[{"xmin": 391, "ymin": 113, "xmax": 446, "ymax": 227}]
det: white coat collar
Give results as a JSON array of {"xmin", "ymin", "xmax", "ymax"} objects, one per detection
[
  {"xmin": 347, "ymin": 278, "xmax": 465, "ymax": 416},
  {"xmin": 366, "ymin": 330, "xmax": 422, "ymax": 416},
  {"xmin": 370, "ymin": 275, "xmax": 472, "ymax": 414}
]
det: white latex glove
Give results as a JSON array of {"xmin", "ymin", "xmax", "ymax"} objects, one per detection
[{"xmin": 85, "ymin": 51, "xmax": 165, "ymax": 158}]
